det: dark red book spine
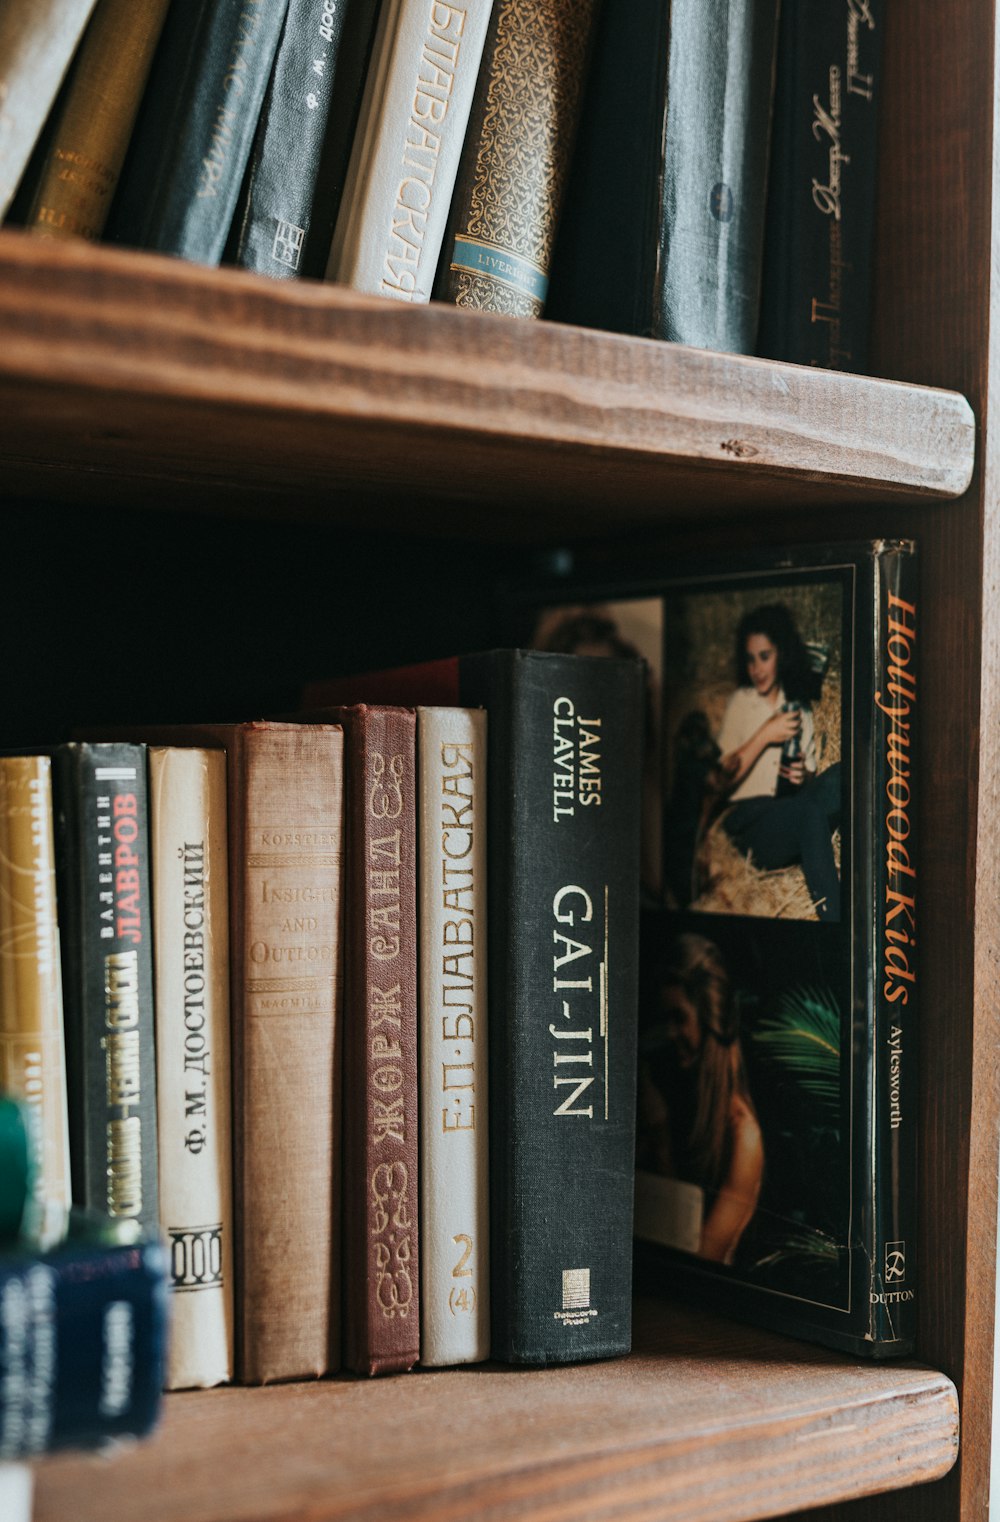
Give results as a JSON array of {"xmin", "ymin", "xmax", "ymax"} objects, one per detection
[{"xmin": 338, "ymin": 705, "xmax": 420, "ymax": 1375}]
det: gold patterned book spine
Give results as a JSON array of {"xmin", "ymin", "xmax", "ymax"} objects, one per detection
[
  {"xmin": 25, "ymin": 0, "xmax": 172, "ymax": 244},
  {"xmin": 0, "ymin": 756, "xmax": 71, "ymax": 1247},
  {"xmin": 435, "ymin": 0, "xmax": 600, "ymax": 318}
]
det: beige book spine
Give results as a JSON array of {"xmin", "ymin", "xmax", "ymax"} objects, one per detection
[
  {"xmin": 25, "ymin": 0, "xmax": 172, "ymax": 243},
  {"xmin": 0, "ymin": 756, "xmax": 71, "ymax": 1247},
  {"xmin": 150, "ymin": 746, "xmax": 234, "ymax": 1390},
  {"xmin": 327, "ymin": 0, "xmax": 496, "ymax": 301},
  {"xmin": 418, "ymin": 706, "xmax": 490, "ymax": 1365},
  {"xmin": 0, "ymin": 0, "xmax": 96, "ymax": 219},
  {"xmin": 237, "ymin": 725, "xmax": 345, "ymax": 1383}
]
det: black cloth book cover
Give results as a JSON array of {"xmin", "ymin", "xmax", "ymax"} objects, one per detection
[
  {"xmin": 228, "ymin": 0, "xmax": 382, "ymax": 279},
  {"xmin": 300, "ymin": 648, "xmax": 645, "ymax": 1366},
  {"xmin": 500, "ymin": 540, "xmax": 918, "ymax": 1358},
  {"xmin": 105, "ymin": 0, "xmax": 288, "ymax": 265},
  {"xmin": 48, "ymin": 742, "xmax": 160, "ymax": 1237},
  {"xmin": 757, "ymin": 0, "xmax": 884, "ymax": 372},
  {"xmin": 547, "ymin": 0, "xmax": 780, "ymax": 354}
]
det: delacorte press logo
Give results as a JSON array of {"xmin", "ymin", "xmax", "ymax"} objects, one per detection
[{"xmin": 554, "ymin": 1268, "xmax": 598, "ymax": 1328}]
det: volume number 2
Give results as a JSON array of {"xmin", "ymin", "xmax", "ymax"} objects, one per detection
[{"xmin": 449, "ymin": 1233, "xmax": 477, "ymax": 1315}]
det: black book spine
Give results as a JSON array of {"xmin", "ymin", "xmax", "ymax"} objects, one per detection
[
  {"xmin": 229, "ymin": 0, "xmax": 379, "ymax": 279},
  {"xmin": 52, "ymin": 744, "xmax": 159, "ymax": 1235},
  {"xmin": 0, "ymin": 1235, "xmax": 169, "ymax": 1458},
  {"xmin": 459, "ymin": 649, "xmax": 643, "ymax": 1364},
  {"xmin": 653, "ymin": 0, "xmax": 780, "ymax": 352},
  {"xmin": 105, "ymin": 0, "xmax": 289, "ymax": 265},
  {"xmin": 866, "ymin": 542, "xmax": 918, "ymax": 1351},
  {"xmin": 757, "ymin": 0, "xmax": 884, "ymax": 372}
]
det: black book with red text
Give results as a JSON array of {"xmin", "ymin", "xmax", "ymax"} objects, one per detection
[
  {"xmin": 302, "ymin": 648, "xmax": 645, "ymax": 1366},
  {"xmin": 501, "ymin": 538, "xmax": 918, "ymax": 1358},
  {"xmin": 47, "ymin": 742, "xmax": 159, "ymax": 1236}
]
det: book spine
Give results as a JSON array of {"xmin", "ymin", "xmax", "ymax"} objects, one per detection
[
  {"xmin": 235, "ymin": 725, "xmax": 344, "ymax": 1383},
  {"xmin": 651, "ymin": 0, "xmax": 780, "ymax": 353},
  {"xmin": 0, "ymin": 0, "xmax": 97, "ymax": 219},
  {"xmin": 868, "ymin": 542, "xmax": 918, "ymax": 1350},
  {"xmin": 461, "ymin": 650, "xmax": 643, "ymax": 1364},
  {"xmin": 0, "ymin": 757, "xmax": 71, "ymax": 1248},
  {"xmin": 327, "ymin": 0, "xmax": 496, "ymax": 302},
  {"xmin": 105, "ymin": 0, "xmax": 289, "ymax": 265},
  {"xmin": 22, "ymin": 0, "xmax": 172, "ymax": 244},
  {"xmin": 418, "ymin": 706, "xmax": 489, "ymax": 1366},
  {"xmin": 231, "ymin": 0, "xmax": 377, "ymax": 279},
  {"xmin": 0, "ymin": 1237, "xmax": 168, "ymax": 1458},
  {"xmin": 149, "ymin": 748, "xmax": 234, "ymax": 1390},
  {"xmin": 342, "ymin": 707, "xmax": 420, "ymax": 1375},
  {"xmin": 435, "ymin": 0, "xmax": 600, "ymax": 319},
  {"xmin": 757, "ymin": 0, "xmax": 884, "ymax": 372},
  {"xmin": 52, "ymin": 744, "xmax": 159, "ymax": 1236}
]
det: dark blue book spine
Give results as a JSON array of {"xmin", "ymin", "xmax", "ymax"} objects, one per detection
[
  {"xmin": 230, "ymin": 0, "xmax": 380, "ymax": 279},
  {"xmin": 0, "ymin": 1237, "xmax": 169, "ymax": 1459},
  {"xmin": 757, "ymin": 0, "xmax": 884, "ymax": 372},
  {"xmin": 106, "ymin": 0, "xmax": 289, "ymax": 264},
  {"xmin": 51, "ymin": 744, "xmax": 159, "ymax": 1237},
  {"xmin": 458, "ymin": 650, "xmax": 644, "ymax": 1365}
]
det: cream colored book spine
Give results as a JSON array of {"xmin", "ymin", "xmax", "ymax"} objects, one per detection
[
  {"xmin": 0, "ymin": 0, "xmax": 97, "ymax": 219},
  {"xmin": 327, "ymin": 0, "xmax": 497, "ymax": 302},
  {"xmin": 418, "ymin": 706, "xmax": 489, "ymax": 1365},
  {"xmin": 149, "ymin": 746, "xmax": 234, "ymax": 1390},
  {"xmin": 0, "ymin": 755, "xmax": 71, "ymax": 1248}
]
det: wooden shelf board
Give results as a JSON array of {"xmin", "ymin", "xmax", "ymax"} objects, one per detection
[
  {"xmin": 31, "ymin": 1297, "xmax": 958, "ymax": 1522},
  {"xmin": 0, "ymin": 230, "xmax": 975, "ymax": 539}
]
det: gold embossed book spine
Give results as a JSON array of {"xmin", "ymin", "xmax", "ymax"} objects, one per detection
[
  {"xmin": 435, "ymin": 0, "xmax": 600, "ymax": 318},
  {"xmin": 23, "ymin": 0, "xmax": 172, "ymax": 244}
]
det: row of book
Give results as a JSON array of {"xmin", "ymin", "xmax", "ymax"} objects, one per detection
[
  {"xmin": 0, "ymin": 0, "xmax": 882, "ymax": 369},
  {"xmin": 0, "ymin": 648, "xmax": 646, "ymax": 1406}
]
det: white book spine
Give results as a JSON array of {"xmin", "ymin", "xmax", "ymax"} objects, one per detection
[
  {"xmin": 0, "ymin": 0, "xmax": 97, "ymax": 217},
  {"xmin": 419, "ymin": 706, "xmax": 489, "ymax": 1365},
  {"xmin": 327, "ymin": 0, "xmax": 496, "ymax": 302},
  {"xmin": 150, "ymin": 747, "xmax": 234, "ymax": 1390}
]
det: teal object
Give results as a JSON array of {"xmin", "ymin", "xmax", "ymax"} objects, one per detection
[{"xmin": 0, "ymin": 1095, "xmax": 32, "ymax": 1244}]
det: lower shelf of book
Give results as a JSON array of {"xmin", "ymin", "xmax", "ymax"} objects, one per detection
[{"xmin": 30, "ymin": 1296, "xmax": 958, "ymax": 1522}]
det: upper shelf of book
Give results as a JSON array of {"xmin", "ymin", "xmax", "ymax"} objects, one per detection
[{"xmin": 0, "ymin": 228, "xmax": 975, "ymax": 542}]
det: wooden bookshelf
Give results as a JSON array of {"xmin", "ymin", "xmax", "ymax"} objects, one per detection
[
  {"xmin": 0, "ymin": 231, "xmax": 975, "ymax": 538},
  {"xmin": 5, "ymin": 0, "xmax": 1000, "ymax": 1519},
  {"xmin": 31, "ymin": 1298, "xmax": 958, "ymax": 1522}
]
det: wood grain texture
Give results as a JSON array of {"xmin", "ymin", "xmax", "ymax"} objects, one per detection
[
  {"xmin": 30, "ymin": 1297, "xmax": 958, "ymax": 1522},
  {"xmin": 0, "ymin": 229, "xmax": 974, "ymax": 540}
]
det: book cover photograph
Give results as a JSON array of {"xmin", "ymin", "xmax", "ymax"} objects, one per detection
[{"xmin": 519, "ymin": 538, "xmax": 917, "ymax": 1358}]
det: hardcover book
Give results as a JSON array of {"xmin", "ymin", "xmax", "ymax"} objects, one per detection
[
  {"xmin": 511, "ymin": 538, "xmax": 918, "ymax": 1357},
  {"xmin": 434, "ymin": 0, "xmax": 601, "ymax": 319},
  {"xmin": 416, "ymin": 706, "xmax": 489, "ymax": 1367},
  {"xmin": 105, "ymin": 0, "xmax": 289, "ymax": 266},
  {"xmin": 47, "ymin": 744, "xmax": 159, "ymax": 1238},
  {"xmin": 0, "ymin": 757, "xmax": 72, "ymax": 1248},
  {"xmin": 229, "ymin": 0, "xmax": 381, "ymax": 280},
  {"xmin": 546, "ymin": 0, "xmax": 780, "ymax": 353},
  {"xmin": 87, "ymin": 721, "xmax": 345, "ymax": 1384},
  {"xmin": 303, "ymin": 649, "xmax": 644, "ymax": 1366},
  {"xmin": 757, "ymin": 0, "xmax": 885, "ymax": 372},
  {"xmin": 148, "ymin": 746, "xmax": 234, "ymax": 1390},
  {"xmin": 22, "ymin": 0, "xmax": 172, "ymax": 244},
  {"xmin": 300, "ymin": 704, "xmax": 420, "ymax": 1377},
  {"xmin": 0, "ymin": 0, "xmax": 97, "ymax": 220},
  {"xmin": 326, "ymin": 0, "xmax": 496, "ymax": 302},
  {"xmin": 0, "ymin": 1228, "xmax": 169, "ymax": 1458}
]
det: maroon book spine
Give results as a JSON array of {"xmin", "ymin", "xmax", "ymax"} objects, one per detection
[{"xmin": 339, "ymin": 704, "xmax": 420, "ymax": 1375}]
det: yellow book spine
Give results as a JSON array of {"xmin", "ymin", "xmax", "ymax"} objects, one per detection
[
  {"xmin": 0, "ymin": 756, "xmax": 71, "ymax": 1244},
  {"xmin": 26, "ymin": 0, "xmax": 172, "ymax": 243}
]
